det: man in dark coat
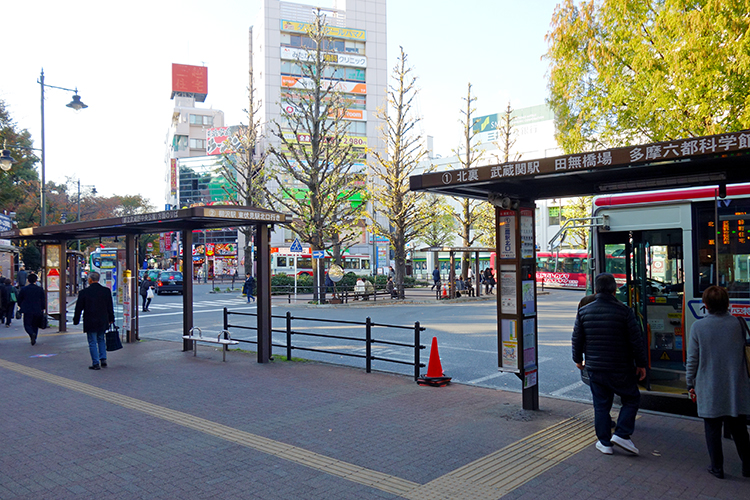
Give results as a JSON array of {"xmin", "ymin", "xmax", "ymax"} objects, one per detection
[
  {"xmin": 572, "ymin": 273, "xmax": 647, "ymax": 456},
  {"xmin": 242, "ymin": 273, "xmax": 256, "ymax": 303},
  {"xmin": 74, "ymin": 271, "xmax": 115, "ymax": 370},
  {"xmin": 17, "ymin": 273, "xmax": 46, "ymax": 345}
]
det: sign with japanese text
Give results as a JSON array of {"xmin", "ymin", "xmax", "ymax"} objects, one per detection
[
  {"xmin": 171, "ymin": 64, "xmax": 208, "ymax": 101},
  {"xmin": 280, "ymin": 20, "xmax": 366, "ymax": 40},
  {"xmin": 417, "ymin": 130, "xmax": 750, "ymax": 189}
]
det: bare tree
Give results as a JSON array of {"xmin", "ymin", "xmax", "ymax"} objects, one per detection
[
  {"xmin": 368, "ymin": 47, "xmax": 432, "ymax": 298},
  {"xmin": 451, "ymin": 83, "xmax": 487, "ymax": 278},
  {"xmin": 267, "ymin": 10, "xmax": 365, "ymax": 302},
  {"xmin": 215, "ymin": 27, "xmax": 270, "ymax": 275}
]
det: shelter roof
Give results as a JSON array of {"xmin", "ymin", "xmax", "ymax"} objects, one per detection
[
  {"xmin": 409, "ymin": 130, "xmax": 750, "ymax": 201},
  {"xmin": 0, "ymin": 205, "xmax": 288, "ymax": 241}
]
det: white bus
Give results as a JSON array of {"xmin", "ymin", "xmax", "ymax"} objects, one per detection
[
  {"xmin": 590, "ymin": 183, "xmax": 750, "ymax": 395},
  {"xmin": 271, "ymin": 247, "xmax": 371, "ymax": 276}
]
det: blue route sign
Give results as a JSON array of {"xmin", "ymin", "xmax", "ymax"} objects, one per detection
[
  {"xmin": 312, "ymin": 250, "xmax": 324, "ymax": 259},
  {"xmin": 289, "ymin": 237, "xmax": 303, "ymax": 253}
]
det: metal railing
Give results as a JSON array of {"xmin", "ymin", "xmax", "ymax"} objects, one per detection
[{"xmin": 223, "ymin": 308, "xmax": 426, "ymax": 380}]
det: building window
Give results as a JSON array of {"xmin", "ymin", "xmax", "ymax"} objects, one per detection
[
  {"xmin": 173, "ymin": 135, "xmax": 188, "ymax": 151},
  {"xmin": 548, "ymin": 206, "xmax": 566, "ymax": 226},
  {"xmin": 190, "ymin": 138, "xmax": 206, "ymax": 150},
  {"xmin": 189, "ymin": 114, "xmax": 213, "ymax": 126}
]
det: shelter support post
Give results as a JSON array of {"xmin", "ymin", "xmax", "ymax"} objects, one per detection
[
  {"xmin": 182, "ymin": 229, "xmax": 194, "ymax": 352},
  {"xmin": 125, "ymin": 235, "xmax": 137, "ymax": 342},
  {"xmin": 256, "ymin": 223, "xmax": 271, "ymax": 363},
  {"xmin": 449, "ymin": 251, "xmax": 455, "ymax": 298}
]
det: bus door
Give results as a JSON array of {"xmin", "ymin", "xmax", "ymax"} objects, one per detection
[{"xmin": 596, "ymin": 229, "xmax": 685, "ymax": 392}]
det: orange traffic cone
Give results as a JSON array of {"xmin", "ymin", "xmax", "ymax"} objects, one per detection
[
  {"xmin": 417, "ymin": 337, "xmax": 451, "ymax": 387},
  {"xmin": 441, "ymin": 284, "xmax": 448, "ymax": 299}
]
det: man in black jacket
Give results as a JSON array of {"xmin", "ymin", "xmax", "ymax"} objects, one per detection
[
  {"xmin": 572, "ymin": 273, "xmax": 647, "ymax": 456},
  {"xmin": 74, "ymin": 272, "xmax": 115, "ymax": 370},
  {"xmin": 17, "ymin": 274, "xmax": 46, "ymax": 345}
]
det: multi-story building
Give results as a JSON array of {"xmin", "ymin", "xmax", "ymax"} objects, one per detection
[
  {"xmin": 250, "ymin": 0, "xmax": 387, "ymax": 262},
  {"xmin": 165, "ymin": 64, "xmax": 226, "ymax": 211},
  {"xmin": 163, "ymin": 64, "xmax": 236, "ymax": 274}
]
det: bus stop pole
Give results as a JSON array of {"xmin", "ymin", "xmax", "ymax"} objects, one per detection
[{"xmin": 182, "ymin": 229, "xmax": 194, "ymax": 352}]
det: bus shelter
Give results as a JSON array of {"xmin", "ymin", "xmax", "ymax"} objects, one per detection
[
  {"xmin": 417, "ymin": 246, "xmax": 494, "ymax": 298},
  {"xmin": 0, "ymin": 205, "xmax": 289, "ymax": 363},
  {"xmin": 410, "ymin": 129, "xmax": 750, "ymax": 409}
]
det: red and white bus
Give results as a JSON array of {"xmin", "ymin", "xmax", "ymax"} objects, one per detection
[
  {"xmin": 271, "ymin": 247, "xmax": 371, "ymax": 276},
  {"xmin": 536, "ymin": 250, "xmax": 588, "ymax": 289},
  {"xmin": 590, "ymin": 183, "xmax": 750, "ymax": 394}
]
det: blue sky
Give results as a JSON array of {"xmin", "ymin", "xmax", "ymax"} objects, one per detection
[{"xmin": 1, "ymin": 0, "xmax": 561, "ymax": 208}]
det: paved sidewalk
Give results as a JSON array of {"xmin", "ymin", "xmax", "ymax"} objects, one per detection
[{"xmin": 0, "ymin": 329, "xmax": 747, "ymax": 499}]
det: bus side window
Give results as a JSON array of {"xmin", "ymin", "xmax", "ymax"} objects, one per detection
[
  {"xmin": 277, "ymin": 256, "xmax": 287, "ymax": 267},
  {"xmin": 361, "ymin": 259, "xmax": 370, "ymax": 270}
]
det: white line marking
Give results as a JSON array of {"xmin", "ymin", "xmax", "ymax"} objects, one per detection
[
  {"xmin": 466, "ymin": 371, "xmax": 508, "ymax": 384},
  {"xmin": 551, "ymin": 381, "xmax": 585, "ymax": 397}
]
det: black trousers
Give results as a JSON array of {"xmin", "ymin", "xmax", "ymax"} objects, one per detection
[
  {"xmin": 704, "ymin": 415, "xmax": 750, "ymax": 472},
  {"xmin": 23, "ymin": 313, "xmax": 39, "ymax": 341}
]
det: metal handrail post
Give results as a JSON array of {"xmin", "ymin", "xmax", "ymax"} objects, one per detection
[
  {"xmin": 286, "ymin": 311, "xmax": 292, "ymax": 361},
  {"xmin": 365, "ymin": 317, "xmax": 372, "ymax": 373},
  {"xmin": 414, "ymin": 321, "xmax": 421, "ymax": 380},
  {"xmin": 223, "ymin": 307, "xmax": 228, "ymax": 331}
]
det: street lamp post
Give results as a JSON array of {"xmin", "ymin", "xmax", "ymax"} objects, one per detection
[
  {"xmin": 39, "ymin": 69, "xmax": 87, "ymax": 226},
  {"xmin": 76, "ymin": 179, "xmax": 97, "ymax": 250}
]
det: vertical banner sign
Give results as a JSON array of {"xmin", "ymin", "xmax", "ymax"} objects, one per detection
[
  {"xmin": 520, "ymin": 208, "xmax": 534, "ymax": 258},
  {"xmin": 170, "ymin": 159, "xmax": 177, "ymax": 196},
  {"xmin": 498, "ymin": 210, "xmax": 516, "ymax": 259},
  {"xmin": 45, "ymin": 245, "xmax": 62, "ymax": 315},
  {"xmin": 122, "ymin": 274, "xmax": 131, "ymax": 332}
]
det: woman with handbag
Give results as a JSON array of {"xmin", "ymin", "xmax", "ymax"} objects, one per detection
[
  {"xmin": 3, "ymin": 278, "xmax": 18, "ymax": 327},
  {"xmin": 140, "ymin": 275, "xmax": 154, "ymax": 312},
  {"xmin": 686, "ymin": 285, "xmax": 750, "ymax": 479}
]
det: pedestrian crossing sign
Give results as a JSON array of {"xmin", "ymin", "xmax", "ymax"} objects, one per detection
[{"xmin": 290, "ymin": 237, "xmax": 303, "ymax": 253}]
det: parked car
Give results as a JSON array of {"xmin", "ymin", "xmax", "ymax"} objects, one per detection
[{"xmin": 156, "ymin": 271, "xmax": 183, "ymax": 295}]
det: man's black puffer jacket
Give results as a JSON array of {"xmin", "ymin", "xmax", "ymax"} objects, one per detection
[{"xmin": 572, "ymin": 293, "xmax": 647, "ymax": 373}]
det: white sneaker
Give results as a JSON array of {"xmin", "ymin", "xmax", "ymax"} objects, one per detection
[
  {"xmin": 611, "ymin": 435, "xmax": 639, "ymax": 455},
  {"xmin": 596, "ymin": 441, "xmax": 613, "ymax": 455}
]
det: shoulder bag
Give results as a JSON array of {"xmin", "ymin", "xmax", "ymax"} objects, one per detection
[
  {"xmin": 737, "ymin": 316, "xmax": 750, "ymax": 377},
  {"xmin": 105, "ymin": 324, "xmax": 123, "ymax": 352}
]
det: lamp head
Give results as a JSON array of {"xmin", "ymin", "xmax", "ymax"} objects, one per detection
[
  {"xmin": 0, "ymin": 149, "xmax": 16, "ymax": 171},
  {"xmin": 66, "ymin": 93, "xmax": 88, "ymax": 111}
]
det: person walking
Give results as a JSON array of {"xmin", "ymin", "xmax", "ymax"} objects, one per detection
[
  {"xmin": 73, "ymin": 272, "xmax": 115, "ymax": 370},
  {"xmin": 431, "ymin": 266, "xmax": 441, "ymax": 291},
  {"xmin": 17, "ymin": 274, "xmax": 46, "ymax": 345},
  {"xmin": 686, "ymin": 285, "xmax": 750, "ymax": 479},
  {"xmin": 140, "ymin": 275, "xmax": 154, "ymax": 312},
  {"xmin": 243, "ymin": 273, "xmax": 256, "ymax": 303},
  {"xmin": 3, "ymin": 278, "xmax": 18, "ymax": 327},
  {"xmin": 17, "ymin": 265, "xmax": 28, "ymax": 288},
  {"xmin": 572, "ymin": 273, "xmax": 647, "ymax": 456},
  {"xmin": 0, "ymin": 277, "xmax": 7, "ymax": 325}
]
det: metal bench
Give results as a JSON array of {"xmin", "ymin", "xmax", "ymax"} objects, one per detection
[{"xmin": 182, "ymin": 327, "xmax": 239, "ymax": 362}]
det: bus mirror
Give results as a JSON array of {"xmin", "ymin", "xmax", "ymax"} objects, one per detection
[{"xmin": 718, "ymin": 184, "xmax": 727, "ymax": 199}]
